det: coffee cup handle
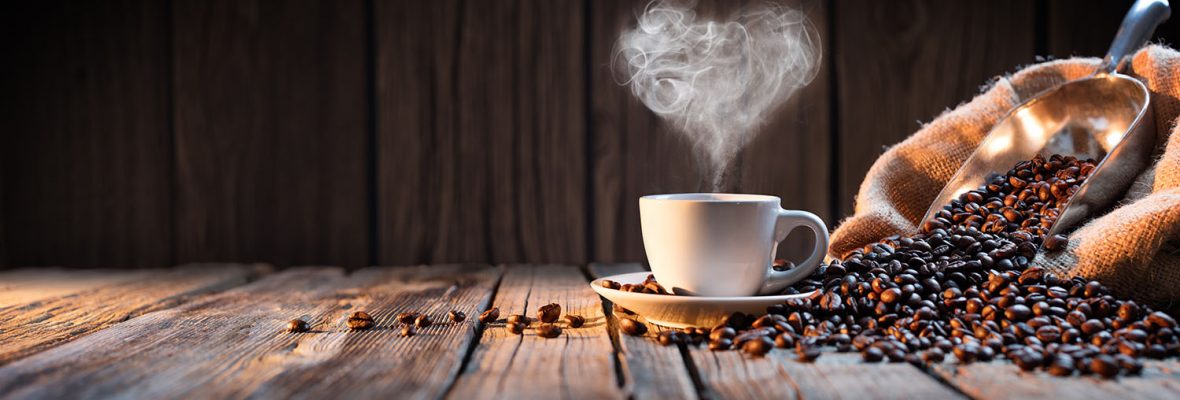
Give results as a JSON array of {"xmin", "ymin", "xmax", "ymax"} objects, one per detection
[{"xmin": 759, "ymin": 209, "xmax": 829, "ymax": 295}]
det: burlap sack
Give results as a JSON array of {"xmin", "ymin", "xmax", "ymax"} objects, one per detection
[{"xmin": 830, "ymin": 45, "xmax": 1180, "ymax": 305}]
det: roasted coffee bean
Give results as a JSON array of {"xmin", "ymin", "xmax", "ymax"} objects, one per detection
[
  {"xmin": 507, "ymin": 314, "xmax": 530, "ymax": 325},
  {"xmin": 397, "ymin": 312, "xmax": 418, "ymax": 325},
  {"xmin": 620, "ymin": 318, "xmax": 648, "ymax": 336},
  {"xmin": 537, "ymin": 324, "xmax": 562, "ymax": 339},
  {"xmin": 601, "ymin": 280, "xmax": 621, "ymax": 290},
  {"xmin": 743, "ymin": 336, "xmax": 774, "ymax": 357},
  {"xmin": 1048, "ymin": 354, "xmax": 1075, "ymax": 376},
  {"xmin": 1044, "ymin": 234, "xmax": 1068, "ymax": 251},
  {"xmin": 347, "ymin": 311, "xmax": 374, "ymax": 330},
  {"xmin": 710, "ymin": 327, "xmax": 737, "ymax": 342},
  {"xmin": 507, "ymin": 322, "xmax": 527, "ymax": 335},
  {"xmin": 400, "ymin": 325, "xmax": 416, "ymax": 337},
  {"xmin": 709, "ymin": 338, "xmax": 733, "ymax": 351},
  {"xmin": 775, "ymin": 333, "xmax": 795, "ymax": 349},
  {"xmin": 862, "ymin": 347, "xmax": 884, "ymax": 362},
  {"xmin": 796, "ymin": 346, "xmax": 821, "ymax": 362},
  {"xmin": 479, "ymin": 307, "xmax": 500, "ymax": 323},
  {"xmin": 537, "ymin": 303, "xmax": 561, "ymax": 323},
  {"xmin": 1091, "ymin": 355, "xmax": 1119, "ymax": 378},
  {"xmin": 414, "ymin": 315, "xmax": 432, "ymax": 328},
  {"xmin": 286, "ymin": 319, "xmax": 309, "ymax": 333},
  {"xmin": 448, "ymin": 310, "xmax": 466, "ymax": 323},
  {"xmin": 565, "ymin": 315, "xmax": 586, "ymax": 328}
]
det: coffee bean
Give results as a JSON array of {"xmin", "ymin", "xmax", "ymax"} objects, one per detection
[
  {"xmin": 414, "ymin": 315, "xmax": 432, "ymax": 328},
  {"xmin": 710, "ymin": 327, "xmax": 736, "ymax": 342},
  {"xmin": 775, "ymin": 333, "xmax": 795, "ymax": 348},
  {"xmin": 881, "ymin": 288, "xmax": 902, "ymax": 304},
  {"xmin": 1005, "ymin": 304, "xmax": 1032, "ymax": 321},
  {"xmin": 565, "ymin": 315, "xmax": 585, "ymax": 328},
  {"xmin": 743, "ymin": 336, "xmax": 774, "ymax": 356},
  {"xmin": 1091, "ymin": 355, "xmax": 1119, "ymax": 378},
  {"xmin": 601, "ymin": 280, "xmax": 621, "ymax": 290},
  {"xmin": 347, "ymin": 311, "xmax": 374, "ymax": 331},
  {"xmin": 448, "ymin": 310, "xmax": 466, "ymax": 323},
  {"xmin": 400, "ymin": 325, "xmax": 416, "ymax": 337},
  {"xmin": 479, "ymin": 307, "xmax": 500, "ymax": 323},
  {"xmin": 709, "ymin": 338, "xmax": 733, "ymax": 351},
  {"xmin": 862, "ymin": 347, "xmax": 884, "ymax": 362},
  {"xmin": 1043, "ymin": 234, "xmax": 1068, "ymax": 251},
  {"xmin": 620, "ymin": 318, "xmax": 648, "ymax": 336},
  {"xmin": 796, "ymin": 346, "xmax": 821, "ymax": 362},
  {"xmin": 397, "ymin": 312, "xmax": 418, "ymax": 325},
  {"xmin": 286, "ymin": 319, "xmax": 309, "ymax": 333},
  {"xmin": 507, "ymin": 314, "xmax": 530, "ymax": 325},
  {"xmin": 537, "ymin": 303, "xmax": 561, "ymax": 323},
  {"xmin": 1048, "ymin": 354, "xmax": 1076, "ymax": 376},
  {"xmin": 537, "ymin": 324, "xmax": 562, "ymax": 339},
  {"xmin": 507, "ymin": 321, "xmax": 526, "ymax": 335}
]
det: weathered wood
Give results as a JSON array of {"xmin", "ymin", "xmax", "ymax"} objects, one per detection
[
  {"xmin": 589, "ymin": 263, "xmax": 701, "ymax": 400},
  {"xmin": 689, "ymin": 346, "xmax": 966, "ymax": 399},
  {"xmin": 833, "ymin": 0, "xmax": 1037, "ymax": 218},
  {"xmin": 0, "ymin": 0, "xmax": 172, "ymax": 268},
  {"xmin": 0, "ymin": 265, "xmax": 500, "ymax": 399},
  {"xmin": 172, "ymin": 0, "xmax": 369, "ymax": 267},
  {"xmin": 0, "ymin": 264, "xmax": 266, "ymax": 365},
  {"xmin": 376, "ymin": 0, "xmax": 587, "ymax": 265},
  {"xmin": 590, "ymin": 0, "xmax": 831, "ymax": 263},
  {"xmin": 932, "ymin": 359, "xmax": 1180, "ymax": 400},
  {"xmin": 448, "ymin": 265, "xmax": 623, "ymax": 399}
]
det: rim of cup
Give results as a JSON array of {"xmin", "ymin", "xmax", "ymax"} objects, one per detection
[{"xmin": 640, "ymin": 193, "xmax": 779, "ymax": 202}]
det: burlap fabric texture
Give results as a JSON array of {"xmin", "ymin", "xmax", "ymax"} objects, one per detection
[{"xmin": 829, "ymin": 45, "xmax": 1180, "ymax": 305}]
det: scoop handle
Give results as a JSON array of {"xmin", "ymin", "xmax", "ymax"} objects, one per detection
[{"xmin": 1101, "ymin": 0, "xmax": 1171, "ymax": 74}]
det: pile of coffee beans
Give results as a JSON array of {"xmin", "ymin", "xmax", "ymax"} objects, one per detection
[
  {"xmin": 608, "ymin": 154, "xmax": 1180, "ymax": 377},
  {"xmin": 601, "ymin": 274, "xmax": 669, "ymax": 295}
]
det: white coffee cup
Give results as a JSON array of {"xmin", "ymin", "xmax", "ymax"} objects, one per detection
[{"xmin": 639, "ymin": 193, "xmax": 829, "ymax": 297}]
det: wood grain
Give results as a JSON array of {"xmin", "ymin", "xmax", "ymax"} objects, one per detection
[
  {"xmin": 689, "ymin": 347, "xmax": 965, "ymax": 399},
  {"xmin": 932, "ymin": 359, "xmax": 1180, "ymax": 400},
  {"xmin": 448, "ymin": 265, "xmax": 623, "ymax": 399},
  {"xmin": 0, "ymin": 264, "xmax": 266, "ymax": 365},
  {"xmin": 590, "ymin": 0, "xmax": 831, "ymax": 263},
  {"xmin": 0, "ymin": 0, "xmax": 172, "ymax": 268},
  {"xmin": 375, "ymin": 0, "xmax": 586, "ymax": 266},
  {"xmin": 588, "ymin": 263, "xmax": 701, "ymax": 400},
  {"xmin": 171, "ymin": 0, "xmax": 369, "ymax": 267},
  {"xmin": 0, "ymin": 265, "xmax": 500, "ymax": 399},
  {"xmin": 833, "ymin": 0, "xmax": 1037, "ymax": 218}
]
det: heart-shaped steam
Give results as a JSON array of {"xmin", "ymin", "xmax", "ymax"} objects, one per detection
[{"xmin": 614, "ymin": 1, "xmax": 821, "ymax": 190}]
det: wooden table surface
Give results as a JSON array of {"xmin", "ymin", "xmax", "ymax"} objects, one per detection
[{"xmin": 1, "ymin": 264, "xmax": 1178, "ymax": 400}]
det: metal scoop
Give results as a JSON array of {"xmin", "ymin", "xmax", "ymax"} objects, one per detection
[{"xmin": 921, "ymin": 0, "xmax": 1170, "ymax": 241}]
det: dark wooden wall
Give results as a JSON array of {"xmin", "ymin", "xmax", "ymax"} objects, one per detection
[{"xmin": 2, "ymin": 0, "xmax": 1175, "ymax": 268}]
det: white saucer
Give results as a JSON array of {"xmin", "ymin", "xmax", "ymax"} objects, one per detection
[{"xmin": 590, "ymin": 272, "xmax": 816, "ymax": 329}]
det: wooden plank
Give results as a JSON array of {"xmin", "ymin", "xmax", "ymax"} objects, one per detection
[
  {"xmin": 590, "ymin": 0, "xmax": 830, "ymax": 263},
  {"xmin": 1046, "ymin": 0, "xmax": 1180, "ymax": 59},
  {"xmin": 589, "ymin": 263, "xmax": 701, "ymax": 400},
  {"xmin": 931, "ymin": 359, "xmax": 1180, "ymax": 400},
  {"xmin": 0, "ymin": 0, "xmax": 172, "ymax": 268},
  {"xmin": 172, "ymin": 0, "xmax": 369, "ymax": 267},
  {"xmin": 0, "ymin": 264, "xmax": 266, "ymax": 365},
  {"xmin": 376, "ymin": 0, "xmax": 587, "ymax": 265},
  {"xmin": 0, "ymin": 265, "xmax": 501, "ymax": 399},
  {"xmin": 689, "ymin": 349, "xmax": 966, "ymax": 400},
  {"xmin": 833, "ymin": 0, "xmax": 1037, "ymax": 219},
  {"xmin": 448, "ymin": 265, "xmax": 623, "ymax": 399}
]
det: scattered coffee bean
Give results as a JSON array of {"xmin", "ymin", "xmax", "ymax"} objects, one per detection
[
  {"xmin": 448, "ymin": 310, "xmax": 466, "ymax": 323},
  {"xmin": 709, "ymin": 338, "xmax": 733, "ymax": 351},
  {"xmin": 507, "ymin": 314, "xmax": 531, "ymax": 325},
  {"xmin": 397, "ymin": 312, "xmax": 418, "ymax": 325},
  {"xmin": 401, "ymin": 325, "xmax": 416, "ymax": 337},
  {"xmin": 507, "ymin": 321, "xmax": 526, "ymax": 335},
  {"xmin": 565, "ymin": 315, "xmax": 586, "ymax": 328},
  {"xmin": 862, "ymin": 347, "xmax": 884, "ymax": 362},
  {"xmin": 1091, "ymin": 355, "xmax": 1119, "ymax": 378},
  {"xmin": 286, "ymin": 319, "xmax": 309, "ymax": 333},
  {"xmin": 414, "ymin": 314, "xmax": 432, "ymax": 328},
  {"xmin": 796, "ymin": 345, "xmax": 821, "ymax": 362},
  {"xmin": 347, "ymin": 311, "xmax": 374, "ymax": 331},
  {"xmin": 537, "ymin": 324, "xmax": 562, "ymax": 339},
  {"xmin": 479, "ymin": 307, "xmax": 500, "ymax": 323},
  {"xmin": 538, "ymin": 303, "xmax": 562, "ymax": 323},
  {"xmin": 620, "ymin": 318, "xmax": 648, "ymax": 336},
  {"xmin": 743, "ymin": 336, "xmax": 774, "ymax": 357}
]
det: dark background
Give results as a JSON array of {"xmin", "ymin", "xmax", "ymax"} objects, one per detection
[{"xmin": 1, "ymin": 0, "xmax": 1174, "ymax": 269}]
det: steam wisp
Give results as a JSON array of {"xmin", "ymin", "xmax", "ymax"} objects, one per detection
[{"xmin": 614, "ymin": 1, "xmax": 821, "ymax": 190}]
